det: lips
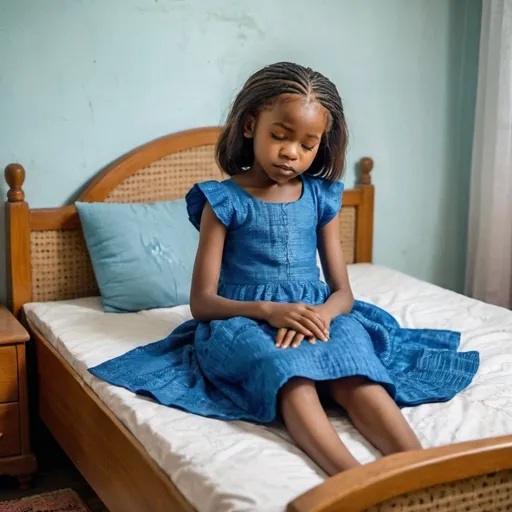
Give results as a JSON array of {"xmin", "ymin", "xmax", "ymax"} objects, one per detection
[{"xmin": 274, "ymin": 164, "xmax": 295, "ymax": 174}]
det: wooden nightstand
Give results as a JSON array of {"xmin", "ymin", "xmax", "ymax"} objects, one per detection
[{"xmin": 0, "ymin": 305, "xmax": 36, "ymax": 487}]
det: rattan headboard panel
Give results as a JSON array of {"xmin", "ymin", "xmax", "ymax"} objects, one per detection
[
  {"xmin": 368, "ymin": 468, "xmax": 512, "ymax": 511},
  {"xmin": 106, "ymin": 145, "xmax": 224, "ymax": 203},
  {"xmin": 29, "ymin": 210, "xmax": 356, "ymax": 302},
  {"xmin": 28, "ymin": 142, "xmax": 357, "ymax": 302},
  {"xmin": 31, "ymin": 230, "xmax": 98, "ymax": 302},
  {"xmin": 340, "ymin": 207, "xmax": 356, "ymax": 265}
]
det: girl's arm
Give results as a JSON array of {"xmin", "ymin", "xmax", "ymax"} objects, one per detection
[
  {"xmin": 190, "ymin": 204, "xmax": 328, "ymax": 339},
  {"xmin": 190, "ymin": 203, "xmax": 266, "ymax": 321},
  {"xmin": 317, "ymin": 212, "xmax": 355, "ymax": 320}
]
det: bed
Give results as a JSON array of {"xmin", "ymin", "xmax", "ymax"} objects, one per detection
[{"xmin": 4, "ymin": 127, "xmax": 512, "ymax": 512}]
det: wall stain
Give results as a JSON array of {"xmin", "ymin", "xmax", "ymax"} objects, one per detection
[
  {"xmin": 207, "ymin": 11, "xmax": 265, "ymax": 40},
  {"xmin": 87, "ymin": 98, "xmax": 94, "ymax": 120}
]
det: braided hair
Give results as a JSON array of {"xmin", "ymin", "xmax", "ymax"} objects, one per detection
[{"xmin": 216, "ymin": 62, "xmax": 348, "ymax": 182}]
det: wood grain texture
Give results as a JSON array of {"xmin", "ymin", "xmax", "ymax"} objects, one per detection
[
  {"xmin": 288, "ymin": 435, "xmax": 512, "ymax": 512},
  {"xmin": 360, "ymin": 156, "xmax": 373, "ymax": 186},
  {"xmin": 0, "ymin": 310, "xmax": 36, "ymax": 480},
  {"xmin": 0, "ymin": 346, "xmax": 18, "ymax": 402},
  {"xmin": 16, "ymin": 343, "xmax": 31, "ymax": 454},
  {"xmin": 5, "ymin": 202, "xmax": 32, "ymax": 318},
  {"xmin": 30, "ymin": 205, "xmax": 79, "ymax": 231},
  {"xmin": 5, "ymin": 164, "xmax": 25, "ymax": 203},
  {"xmin": 0, "ymin": 403, "xmax": 20, "ymax": 457},
  {"xmin": 0, "ymin": 306, "xmax": 30, "ymax": 344},
  {"xmin": 0, "ymin": 454, "xmax": 36, "ymax": 478},
  {"xmin": 355, "ymin": 184, "xmax": 374, "ymax": 263},
  {"xmin": 28, "ymin": 319, "xmax": 194, "ymax": 512}
]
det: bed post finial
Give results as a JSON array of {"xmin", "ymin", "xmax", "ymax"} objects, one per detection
[
  {"xmin": 5, "ymin": 163, "xmax": 26, "ymax": 202},
  {"xmin": 359, "ymin": 157, "xmax": 374, "ymax": 186}
]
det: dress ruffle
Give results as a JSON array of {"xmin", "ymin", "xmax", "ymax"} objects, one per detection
[
  {"xmin": 186, "ymin": 181, "xmax": 234, "ymax": 229},
  {"xmin": 218, "ymin": 280, "xmax": 330, "ymax": 305},
  {"xmin": 311, "ymin": 178, "xmax": 344, "ymax": 227}
]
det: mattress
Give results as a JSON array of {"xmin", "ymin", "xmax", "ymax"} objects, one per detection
[{"xmin": 24, "ymin": 264, "xmax": 512, "ymax": 512}]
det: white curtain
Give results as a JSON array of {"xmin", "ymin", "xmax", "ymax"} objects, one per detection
[{"xmin": 465, "ymin": 0, "xmax": 512, "ymax": 308}]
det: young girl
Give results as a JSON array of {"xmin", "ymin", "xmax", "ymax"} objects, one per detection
[{"xmin": 91, "ymin": 62, "xmax": 479, "ymax": 475}]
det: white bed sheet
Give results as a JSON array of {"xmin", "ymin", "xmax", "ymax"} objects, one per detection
[{"xmin": 24, "ymin": 264, "xmax": 512, "ymax": 512}]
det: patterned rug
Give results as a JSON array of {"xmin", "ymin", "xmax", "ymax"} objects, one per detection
[{"xmin": 0, "ymin": 489, "xmax": 91, "ymax": 512}]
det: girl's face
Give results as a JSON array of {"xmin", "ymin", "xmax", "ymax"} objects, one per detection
[{"xmin": 244, "ymin": 94, "xmax": 329, "ymax": 183}]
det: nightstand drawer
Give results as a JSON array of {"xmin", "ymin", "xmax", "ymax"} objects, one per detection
[
  {"xmin": 0, "ymin": 346, "xmax": 18, "ymax": 403},
  {"xmin": 0, "ymin": 403, "xmax": 21, "ymax": 457}
]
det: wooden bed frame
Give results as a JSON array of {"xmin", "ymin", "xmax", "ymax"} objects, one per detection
[{"xmin": 4, "ymin": 127, "xmax": 512, "ymax": 511}]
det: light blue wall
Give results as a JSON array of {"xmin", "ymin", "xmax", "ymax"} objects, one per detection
[{"xmin": 0, "ymin": 0, "xmax": 481, "ymax": 304}]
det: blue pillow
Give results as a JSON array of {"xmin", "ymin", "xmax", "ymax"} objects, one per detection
[{"xmin": 75, "ymin": 200, "xmax": 199, "ymax": 313}]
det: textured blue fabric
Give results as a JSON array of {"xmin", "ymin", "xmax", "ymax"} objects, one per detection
[
  {"xmin": 89, "ymin": 175, "xmax": 479, "ymax": 422},
  {"xmin": 76, "ymin": 200, "xmax": 198, "ymax": 313}
]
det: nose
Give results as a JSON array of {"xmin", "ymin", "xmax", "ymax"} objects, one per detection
[{"xmin": 279, "ymin": 142, "xmax": 299, "ymax": 161}]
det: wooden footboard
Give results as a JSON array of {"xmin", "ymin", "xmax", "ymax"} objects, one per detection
[{"xmin": 288, "ymin": 435, "xmax": 512, "ymax": 511}]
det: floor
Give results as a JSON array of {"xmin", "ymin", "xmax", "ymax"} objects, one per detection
[{"xmin": 0, "ymin": 417, "xmax": 108, "ymax": 510}]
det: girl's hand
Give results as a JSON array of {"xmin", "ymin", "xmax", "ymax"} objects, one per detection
[
  {"xmin": 309, "ymin": 304, "xmax": 333, "ymax": 331},
  {"xmin": 275, "ymin": 304, "xmax": 334, "ymax": 349},
  {"xmin": 275, "ymin": 329, "xmax": 317, "ymax": 349},
  {"xmin": 265, "ymin": 303, "xmax": 329, "ymax": 341}
]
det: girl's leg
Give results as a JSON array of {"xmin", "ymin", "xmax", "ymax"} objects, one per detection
[
  {"xmin": 279, "ymin": 377, "xmax": 360, "ymax": 476},
  {"xmin": 328, "ymin": 377, "xmax": 422, "ymax": 455}
]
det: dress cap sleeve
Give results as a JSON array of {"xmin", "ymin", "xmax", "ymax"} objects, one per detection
[
  {"xmin": 186, "ymin": 181, "xmax": 234, "ymax": 230},
  {"xmin": 316, "ymin": 179, "xmax": 345, "ymax": 227}
]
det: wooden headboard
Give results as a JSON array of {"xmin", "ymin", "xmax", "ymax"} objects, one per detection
[{"xmin": 4, "ymin": 127, "xmax": 375, "ymax": 317}]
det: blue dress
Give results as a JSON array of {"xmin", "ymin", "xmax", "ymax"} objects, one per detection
[{"xmin": 90, "ymin": 175, "xmax": 479, "ymax": 423}]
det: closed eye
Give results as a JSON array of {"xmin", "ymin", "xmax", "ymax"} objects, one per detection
[
  {"xmin": 271, "ymin": 133, "xmax": 286, "ymax": 141},
  {"xmin": 302, "ymin": 144, "xmax": 315, "ymax": 151}
]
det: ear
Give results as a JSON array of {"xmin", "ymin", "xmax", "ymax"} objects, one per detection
[{"xmin": 243, "ymin": 114, "xmax": 256, "ymax": 138}]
